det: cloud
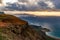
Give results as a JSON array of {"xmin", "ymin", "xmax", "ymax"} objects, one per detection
[
  {"xmin": 17, "ymin": 0, "xmax": 55, "ymax": 9},
  {"xmin": 43, "ymin": 0, "xmax": 55, "ymax": 8},
  {"xmin": 51, "ymin": 0, "xmax": 60, "ymax": 9},
  {"xmin": 1, "ymin": 0, "xmax": 60, "ymax": 11}
]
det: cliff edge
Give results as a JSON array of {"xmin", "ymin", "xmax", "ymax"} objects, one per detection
[{"xmin": 0, "ymin": 14, "xmax": 53, "ymax": 40}]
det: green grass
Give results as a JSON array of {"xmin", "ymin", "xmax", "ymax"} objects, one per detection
[
  {"xmin": 0, "ymin": 35, "xmax": 3, "ymax": 40},
  {"xmin": 0, "ymin": 33, "xmax": 7, "ymax": 40},
  {"xmin": 0, "ymin": 28, "xmax": 8, "ymax": 40}
]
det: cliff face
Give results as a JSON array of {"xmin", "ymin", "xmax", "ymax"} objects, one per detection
[{"xmin": 0, "ymin": 14, "xmax": 47, "ymax": 40}]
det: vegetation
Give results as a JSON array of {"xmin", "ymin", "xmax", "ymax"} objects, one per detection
[
  {"xmin": 47, "ymin": 37, "xmax": 55, "ymax": 40},
  {"xmin": 0, "ymin": 14, "xmax": 57, "ymax": 40}
]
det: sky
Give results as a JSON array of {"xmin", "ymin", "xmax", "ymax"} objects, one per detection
[{"xmin": 0, "ymin": 0, "xmax": 60, "ymax": 11}]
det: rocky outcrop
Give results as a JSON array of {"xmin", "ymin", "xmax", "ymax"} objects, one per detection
[{"xmin": 0, "ymin": 14, "xmax": 49, "ymax": 40}]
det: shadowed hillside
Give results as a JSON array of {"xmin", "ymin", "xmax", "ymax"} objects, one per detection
[{"xmin": 0, "ymin": 14, "xmax": 55, "ymax": 40}]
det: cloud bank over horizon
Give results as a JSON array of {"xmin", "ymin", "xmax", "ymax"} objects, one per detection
[{"xmin": 0, "ymin": 0, "xmax": 60, "ymax": 11}]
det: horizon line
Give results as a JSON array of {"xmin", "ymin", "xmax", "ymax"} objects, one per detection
[{"xmin": 3, "ymin": 11, "xmax": 60, "ymax": 16}]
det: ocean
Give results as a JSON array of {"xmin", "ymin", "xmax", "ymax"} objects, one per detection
[{"xmin": 15, "ymin": 14, "xmax": 60, "ymax": 39}]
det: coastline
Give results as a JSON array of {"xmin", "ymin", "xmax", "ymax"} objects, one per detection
[
  {"xmin": 47, "ymin": 35, "xmax": 60, "ymax": 40},
  {"xmin": 46, "ymin": 32, "xmax": 60, "ymax": 40}
]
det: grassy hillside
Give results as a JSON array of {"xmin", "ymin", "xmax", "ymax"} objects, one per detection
[{"xmin": 0, "ymin": 14, "xmax": 56, "ymax": 40}]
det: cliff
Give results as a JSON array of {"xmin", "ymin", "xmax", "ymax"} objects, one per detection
[{"xmin": 0, "ymin": 14, "xmax": 54, "ymax": 40}]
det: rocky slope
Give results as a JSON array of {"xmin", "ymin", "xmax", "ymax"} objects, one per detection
[{"xmin": 0, "ymin": 14, "xmax": 53, "ymax": 40}]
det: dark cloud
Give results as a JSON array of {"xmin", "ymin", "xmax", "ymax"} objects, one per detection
[
  {"xmin": 52, "ymin": 0, "xmax": 60, "ymax": 9},
  {"xmin": 18, "ymin": 0, "xmax": 28, "ymax": 2},
  {"xmin": 1, "ymin": 0, "xmax": 60, "ymax": 11}
]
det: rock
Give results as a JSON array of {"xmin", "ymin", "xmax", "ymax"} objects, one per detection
[
  {"xmin": 41, "ymin": 28, "xmax": 50, "ymax": 32},
  {"xmin": 0, "ymin": 14, "xmax": 50, "ymax": 40}
]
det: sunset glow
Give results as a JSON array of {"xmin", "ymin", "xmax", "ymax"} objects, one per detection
[{"xmin": 4, "ymin": 11, "xmax": 60, "ymax": 16}]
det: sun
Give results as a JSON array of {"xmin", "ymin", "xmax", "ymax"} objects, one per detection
[{"xmin": 2, "ymin": 0, "xmax": 18, "ymax": 5}]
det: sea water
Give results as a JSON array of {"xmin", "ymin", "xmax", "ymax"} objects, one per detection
[{"xmin": 15, "ymin": 14, "xmax": 60, "ymax": 39}]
